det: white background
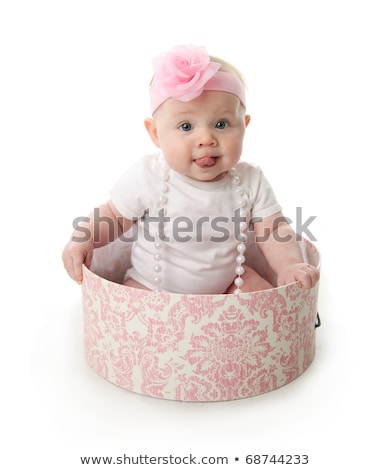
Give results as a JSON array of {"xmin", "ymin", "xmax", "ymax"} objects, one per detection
[{"xmin": 1, "ymin": 1, "xmax": 389, "ymax": 468}]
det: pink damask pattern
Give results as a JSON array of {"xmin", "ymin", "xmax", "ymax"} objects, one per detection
[{"xmin": 82, "ymin": 239, "xmax": 320, "ymax": 401}]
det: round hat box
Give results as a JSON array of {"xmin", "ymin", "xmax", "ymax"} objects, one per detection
[{"xmin": 82, "ymin": 234, "xmax": 320, "ymax": 401}]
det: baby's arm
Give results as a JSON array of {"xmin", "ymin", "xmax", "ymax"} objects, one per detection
[
  {"xmin": 254, "ymin": 212, "xmax": 319, "ymax": 289},
  {"xmin": 62, "ymin": 200, "xmax": 133, "ymax": 284}
]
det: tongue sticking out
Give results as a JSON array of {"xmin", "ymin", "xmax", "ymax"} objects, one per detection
[{"xmin": 194, "ymin": 156, "xmax": 216, "ymax": 167}]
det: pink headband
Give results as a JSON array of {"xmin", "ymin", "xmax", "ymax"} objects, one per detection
[{"xmin": 149, "ymin": 44, "xmax": 246, "ymax": 114}]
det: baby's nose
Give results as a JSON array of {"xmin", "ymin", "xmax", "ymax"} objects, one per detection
[{"xmin": 197, "ymin": 129, "xmax": 217, "ymax": 147}]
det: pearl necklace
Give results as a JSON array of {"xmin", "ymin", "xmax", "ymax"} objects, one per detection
[
  {"xmin": 153, "ymin": 158, "xmax": 248, "ymax": 294},
  {"xmin": 152, "ymin": 159, "xmax": 170, "ymax": 290},
  {"xmin": 230, "ymin": 166, "xmax": 248, "ymax": 294}
]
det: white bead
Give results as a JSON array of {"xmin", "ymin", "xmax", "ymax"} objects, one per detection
[
  {"xmin": 154, "ymin": 253, "xmax": 162, "ymax": 261},
  {"xmin": 234, "ymin": 288, "xmax": 242, "ymax": 295},
  {"xmin": 161, "ymin": 183, "xmax": 169, "ymax": 193},
  {"xmin": 159, "ymin": 195, "xmax": 167, "ymax": 204},
  {"xmin": 235, "ymin": 265, "xmax": 245, "ymax": 276},
  {"xmin": 153, "ymin": 276, "xmax": 161, "ymax": 284},
  {"xmin": 236, "ymin": 255, "xmax": 245, "ymax": 264},
  {"xmin": 155, "ymin": 241, "xmax": 162, "ymax": 250},
  {"xmin": 232, "ymin": 176, "xmax": 241, "ymax": 185},
  {"xmin": 160, "ymin": 172, "xmax": 169, "ymax": 181},
  {"xmin": 237, "ymin": 233, "xmax": 247, "ymax": 242},
  {"xmin": 240, "ymin": 221, "xmax": 247, "ymax": 230},
  {"xmin": 239, "ymin": 199, "xmax": 247, "ymax": 208},
  {"xmin": 237, "ymin": 243, "xmax": 246, "ymax": 253},
  {"xmin": 153, "ymin": 264, "xmax": 162, "ymax": 272},
  {"xmin": 234, "ymin": 277, "xmax": 244, "ymax": 287}
]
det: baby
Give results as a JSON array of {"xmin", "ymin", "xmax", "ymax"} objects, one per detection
[{"xmin": 62, "ymin": 44, "xmax": 319, "ymax": 294}]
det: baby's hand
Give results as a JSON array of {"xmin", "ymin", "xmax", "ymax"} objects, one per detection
[
  {"xmin": 277, "ymin": 263, "xmax": 320, "ymax": 289},
  {"xmin": 62, "ymin": 239, "xmax": 94, "ymax": 284}
]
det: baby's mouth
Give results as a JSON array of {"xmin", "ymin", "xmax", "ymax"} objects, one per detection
[{"xmin": 193, "ymin": 156, "xmax": 218, "ymax": 168}]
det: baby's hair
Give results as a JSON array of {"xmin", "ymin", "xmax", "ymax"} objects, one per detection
[{"xmin": 209, "ymin": 55, "xmax": 246, "ymax": 86}]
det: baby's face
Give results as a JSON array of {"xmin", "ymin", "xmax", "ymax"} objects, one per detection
[{"xmin": 146, "ymin": 91, "xmax": 250, "ymax": 182}]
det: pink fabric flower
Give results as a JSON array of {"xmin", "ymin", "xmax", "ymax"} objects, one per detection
[{"xmin": 151, "ymin": 44, "xmax": 221, "ymax": 104}]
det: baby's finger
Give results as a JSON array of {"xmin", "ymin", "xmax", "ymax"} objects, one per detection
[
  {"xmin": 63, "ymin": 254, "xmax": 83, "ymax": 284},
  {"xmin": 67, "ymin": 260, "xmax": 79, "ymax": 283},
  {"xmin": 62, "ymin": 255, "xmax": 75, "ymax": 280},
  {"xmin": 296, "ymin": 265, "xmax": 319, "ymax": 289},
  {"xmin": 72, "ymin": 254, "xmax": 85, "ymax": 284},
  {"xmin": 85, "ymin": 248, "xmax": 93, "ymax": 270}
]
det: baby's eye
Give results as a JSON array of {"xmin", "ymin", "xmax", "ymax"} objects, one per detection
[
  {"xmin": 179, "ymin": 122, "xmax": 192, "ymax": 132},
  {"xmin": 215, "ymin": 120, "xmax": 228, "ymax": 129}
]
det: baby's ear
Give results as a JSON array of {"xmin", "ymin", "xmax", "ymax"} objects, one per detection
[{"xmin": 144, "ymin": 118, "xmax": 160, "ymax": 147}]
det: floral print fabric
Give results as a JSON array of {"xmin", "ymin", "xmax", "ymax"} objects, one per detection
[{"xmin": 83, "ymin": 239, "xmax": 320, "ymax": 401}]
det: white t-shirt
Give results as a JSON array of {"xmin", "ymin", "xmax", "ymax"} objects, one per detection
[{"xmin": 109, "ymin": 153, "xmax": 281, "ymax": 294}]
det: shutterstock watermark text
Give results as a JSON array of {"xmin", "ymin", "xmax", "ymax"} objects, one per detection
[{"xmin": 72, "ymin": 207, "xmax": 317, "ymax": 244}]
